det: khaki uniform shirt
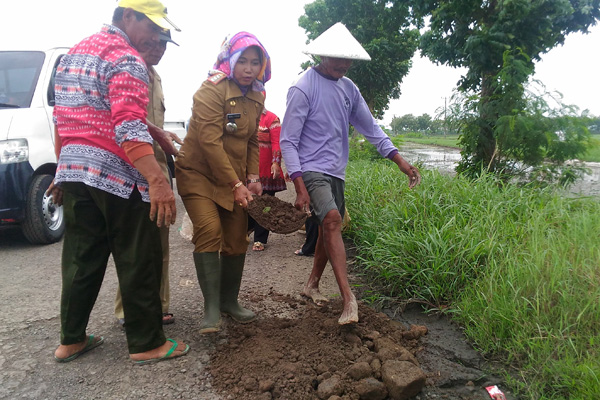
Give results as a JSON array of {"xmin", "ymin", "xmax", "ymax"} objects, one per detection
[
  {"xmin": 147, "ymin": 66, "xmax": 170, "ymax": 181},
  {"xmin": 176, "ymin": 73, "xmax": 263, "ymax": 211}
]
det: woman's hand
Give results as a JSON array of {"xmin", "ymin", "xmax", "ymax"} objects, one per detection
[
  {"xmin": 271, "ymin": 162, "xmax": 281, "ymax": 179},
  {"xmin": 233, "ymin": 183, "xmax": 255, "ymax": 208}
]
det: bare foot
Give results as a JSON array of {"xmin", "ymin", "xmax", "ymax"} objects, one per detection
[
  {"xmin": 301, "ymin": 285, "xmax": 329, "ymax": 307},
  {"xmin": 55, "ymin": 341, "xmax": 87, "ymax": 360},
  {"xmin": 338, "ymin": 294, "xmax": 359, "ymax": 325},
  {"xmin": 129, "ymin": 339, "xmax": 189, "ymax": 363},
  {"xmin": 55, "ymin": 335, "xmax": 103, "ymax": 360},
  {"xmin": 54, "ymin": 335, "xmax": 105, "ymax": 362}
]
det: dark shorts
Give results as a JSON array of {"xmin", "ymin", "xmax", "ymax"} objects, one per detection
[{"xmin": 302, "ymin": 171, "xmax": 345, "ymax": 224}]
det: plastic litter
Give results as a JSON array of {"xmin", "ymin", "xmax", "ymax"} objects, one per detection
[{"xmin": 486, "ymin": 385, "xmax": 507, "ymax": 400}]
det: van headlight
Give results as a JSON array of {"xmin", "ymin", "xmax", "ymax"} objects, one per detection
[{"xmin": 0, "ymin": 139, "xmax": 29, "ymax": 164}]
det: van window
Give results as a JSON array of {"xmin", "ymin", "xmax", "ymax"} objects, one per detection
[
  {"xmin": 47, "ymin": 55, "xmax": 64, "ymax": 106},
  {"xmin": 0, "ymin": 51, "xmax": 46, "ymax": 108}
]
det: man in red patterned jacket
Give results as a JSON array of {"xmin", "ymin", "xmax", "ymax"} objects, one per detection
[{"xmin": 50, "ymin": 0, "xmax": 188, "ymax": 364}]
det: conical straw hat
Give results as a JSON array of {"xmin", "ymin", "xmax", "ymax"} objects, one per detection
[{"xmin": 303, "ymin": 22, "xmax": 371, "ymax": 61}]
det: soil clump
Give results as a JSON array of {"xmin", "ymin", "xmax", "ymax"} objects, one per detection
[
  {"xmin": 209, "ymin": 294, "xmax": 427, "ymax": 400},
  {"xmin": 248, "ymin": 194, "xmax": 307, "ymax": 234}
]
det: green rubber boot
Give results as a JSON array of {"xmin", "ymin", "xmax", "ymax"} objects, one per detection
[
  {"xmin": 220, "ymin": 254, "xmax": 256, "ymax": 323},
  {"xmin": 193, "ymin": 252, "xmax": 222, "ymax": 334}
]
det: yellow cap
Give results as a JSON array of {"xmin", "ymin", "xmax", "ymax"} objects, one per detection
[{"xmin": 117, "ymin": 0, "xmax": 181, "ymax": 32}]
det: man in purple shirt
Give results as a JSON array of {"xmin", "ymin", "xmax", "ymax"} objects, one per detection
[{"xmin": 280, "ymin": 23, "xmax": 421, "ymax": 325}]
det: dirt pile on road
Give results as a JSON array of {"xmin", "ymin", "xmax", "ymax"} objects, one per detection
[{"xmin": 208, "ymin": 292, "xmax": 428, "ymax": 400}]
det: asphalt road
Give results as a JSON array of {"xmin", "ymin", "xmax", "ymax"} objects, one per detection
[{"xmin": 0, "ymin": 193, "xmax": 225, "ymax": 400}]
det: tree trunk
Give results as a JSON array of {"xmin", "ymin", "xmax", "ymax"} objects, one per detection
[{"xmin": 478, "ymin": 74, "xmax": 497, "ymax": 171}]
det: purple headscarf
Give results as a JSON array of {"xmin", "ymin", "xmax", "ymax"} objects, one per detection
[{"xmin": 210, "ymin": 31, "xmax": 271, "ymax": 93}]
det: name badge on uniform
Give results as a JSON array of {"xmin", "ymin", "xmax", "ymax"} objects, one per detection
[{"xmin": 226, "ymin": 113, "xmax": 241, "ymax": 132}]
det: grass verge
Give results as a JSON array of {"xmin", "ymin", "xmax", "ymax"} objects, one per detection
[
  {"xmin": 400, "ymin": 135, "xmax": 461, "ymax": 149},
  {"xmin": 345, "ymin": 160, "xmax": 600, "ymax": 399}
]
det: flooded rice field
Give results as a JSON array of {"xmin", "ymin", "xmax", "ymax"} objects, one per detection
[
  {"xmin": 399, "ymin": 142, "xmax": 600, "ymax": 197},
  {"xmin": 399, "ymin": 142, "xmax": 461, "ymax": 175}
]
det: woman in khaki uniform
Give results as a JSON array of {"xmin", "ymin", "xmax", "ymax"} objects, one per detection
[{"xmin": 175, "ymin": 32, "xmax": 270, "ymax": 334}]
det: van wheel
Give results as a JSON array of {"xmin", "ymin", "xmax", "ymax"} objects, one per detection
[{"xmin": 21, "ymin": 174, "xmax": 65, "ymax": 244}]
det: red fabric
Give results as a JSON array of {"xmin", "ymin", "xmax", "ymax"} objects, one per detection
[
  {"xmin": 53, "ymin": 26, "xmax": 151, "ymax": 169},
  {"xmin": 258, "ymin": 110, "xmax": 286, "ymax": 192}
]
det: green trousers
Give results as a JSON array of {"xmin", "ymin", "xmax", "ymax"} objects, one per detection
[{"xmin": 60, "ymin": 182, "xmax": 165, "ymax": 354}]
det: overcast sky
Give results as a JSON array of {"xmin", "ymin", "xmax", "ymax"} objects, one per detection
[{"xmin": 5, "ymin": 0, "xmax": 599, "ymax": 126}]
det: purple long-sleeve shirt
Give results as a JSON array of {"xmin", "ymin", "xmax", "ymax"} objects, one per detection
[{"xmin": 280, "ymin": 68, "xmax": 398, "ymax": 181}]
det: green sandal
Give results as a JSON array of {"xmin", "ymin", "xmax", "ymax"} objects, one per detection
[
  {"xmin": 134, "ymin": 338, "xmax": 190, "ymax": 365},
  {"xmin": 55, "ymin": 334, "xmax": 105, "ymax": 363}
]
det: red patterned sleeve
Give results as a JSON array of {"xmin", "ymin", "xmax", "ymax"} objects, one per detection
[
  {"xmin": 268, "ymin": 112, "xmax": 282, "ymax": 163},
  {"xmin": 109, "ymin": 53, "xmax": 152, "ymax": 147}
]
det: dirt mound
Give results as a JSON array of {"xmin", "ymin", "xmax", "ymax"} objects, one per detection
[
  {"xmin": 248, "ymin": 194, "xmax": 307, "ymax": 234},
  {"xmin": 208, "ymin": 292, "xmax": 428, "ymax": 400}
]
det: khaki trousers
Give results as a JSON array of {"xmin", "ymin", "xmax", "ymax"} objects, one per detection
[{"xmin": 181, "ymin": 194, "xmax": 249, "ymax": 256}]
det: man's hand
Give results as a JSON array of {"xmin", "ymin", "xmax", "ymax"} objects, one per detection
[
  {"xmin": 148, "ymin": 121, "xmax": 183, "ymax": 157},
  {"xmin": 246, "ymin": 174, "xmax": 262, "ymax": 197},
  {"xmin": 45, "ymin": 180, "xmax": 63, "ymax": 207},
  {"xmin": 391, "ymin": 154, "xmax": 422, "ymax": 189},
  {"xmin": 247, "ymin": 181, "xmax": 263, "ymax": 196},
  {"xmin": 295, "ymin": 191, "xmax": 311, "ymax": 215},
  {"xmin": 148, "ymin": 179, "xmax": 177, "ymax": 227},
  {"xmin": 292, "ymin": 176, "xmax": 311, "ymax": 215},
  {"xmin": 155, "ymin": 129, "xmax": 181, "ymax": 157},
  {"xmin": 167, "ymin": 130, "xmax": 184, "ymax": 146},
  {"xmin": 407, "ymin": 166, "xmax": 421, "ymax": 189},
  {"xmin": 133, "ymin": 154, "xmax": 177, "ymax": 227}
]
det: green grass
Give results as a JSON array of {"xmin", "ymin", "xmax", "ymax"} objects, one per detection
[
  {"xmin": 579, "ymin": 135, "xmax": 600, "ymax": 162},
  {"xmin": 400, "ymin": 134, "xmax": 461, "ymax": 149},
  {"xmin": 345, "ymin": 160, "xmax": 600, "ymax": 399}
]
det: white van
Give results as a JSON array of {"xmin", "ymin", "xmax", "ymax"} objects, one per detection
[{"xmin": 0, "ymin": 48, "xmax": 68, "ymax": 244}]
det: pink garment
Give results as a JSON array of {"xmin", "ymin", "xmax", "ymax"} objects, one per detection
[
  {"xmin": 53, "ymin": 24, "xmax": 152, "ymax": 201},
  {"xmin": 258, "ymin": 110, "xmax": 286, "ymax": 192}
]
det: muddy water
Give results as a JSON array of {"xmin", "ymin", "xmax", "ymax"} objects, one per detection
[
  {"xmin": 568, "ymin": 162, "xmax": 600, "ymax": 197},
  {"xmin": 398, "ymin": 142, "xmax": 461, "ymax": 175},
  {"xmin": 399, "ymin": 142, "xmax": 600, "ymax": 197}
]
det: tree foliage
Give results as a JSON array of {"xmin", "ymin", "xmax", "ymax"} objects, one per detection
[
  {"xmin": 390, "ymin": 113, "xmax": 444, "ymax": 135},
  {"xmin": 414, "ymin": 0, "xmax": 600, "ymax": 93},
  {"xmin": 299, "ymin": 0, "xmax": 419, "ymax": 119},
  {"xmin": 451, "ymin": 50, "xmax": 593, "ymax": 185},
  {"xmin": 413, "ymin": 0, "xmax": 600, "ymax": 179}
]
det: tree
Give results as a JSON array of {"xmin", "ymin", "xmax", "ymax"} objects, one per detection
[
  {"xmin": 416, "ymin": 114, "xmax": 433, "ymax": 134},
  {"xmin": 299, "ymin": 0, "xmax": 419, "ymax": 119},
  {"xmin": 390, "ymin": 113, "xmax": 417, "ymax": 134},
  {"xmin": 413, "ymin": 0, "xmax": 600, "ymax": 177},
  {"xmin": 391, "ymin": 113, "xmax": 446, "ymax": 135}
]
